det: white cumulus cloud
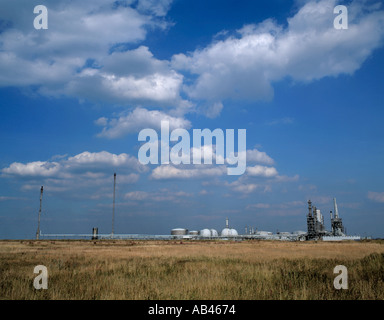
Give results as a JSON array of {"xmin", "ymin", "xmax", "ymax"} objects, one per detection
[
  {"xmin": 246, "ymin": 148, "xmax": 275, "ymax": 165},
  {"xmin": 1, "ymin": 151, "xmax": 145, "ymax": 191},
  {"xmin": 2, "ymin": 161, "xmax": 62, "ymax": 177},
  {"xmin": 172, "ymin": 0, "xmax": 384, "ymax": 102},
  {"xmin": 96, "ymin": 107, "xmax": 192, "ymax": 138},
  {"xmin": 151, "ymin": 165, "xmax": 226, "ymax": 180},
  {"xmin": 247, "ymin": 165, "xmax": 278, "ymax": 177},
  {"xmin": 0, "ymin": 1, "xmax": 184, "ymax": 108}
]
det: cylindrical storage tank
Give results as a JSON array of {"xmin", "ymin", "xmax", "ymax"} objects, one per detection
[
  {"xmin": 189, "ymin": 230, "xmax": 199, "ymax": 235},
  {"xmin": 210, "ymin": 229, "xmax": 218, "ymax": 237},
  {"xmin": 256, "ymin": 231, "xmax": 273, "ymax": 236},
  {"xmin": 171, "ymin": 228, "xmax": 188, "ymax": 236},
  {"xmin": 200, "ymin": 229, "xmax": 211, "ymax": 237}
]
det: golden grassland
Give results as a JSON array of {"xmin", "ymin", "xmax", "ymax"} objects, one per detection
[{"xmin": 0, "ymin": 239, "xmax": 383, "ymax": 300}]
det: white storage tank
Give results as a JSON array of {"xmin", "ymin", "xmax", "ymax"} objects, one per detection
[
  {"xmin": 189, "ymin": 230, "xmax": 199, "ymax": 236},
  {"xmin": 171, "ymin": 228, "xmax": 188, "ymax": 236},
  {"xmin": 221, "ymin": 228, "xmax": 238, "ymax": 237},
  {"xmin": 210, "ymin": 229, "xmax": 219, "ymax": 237},
  {"xmin": 256, "ymin": 231, "xmax": 273, "ymax": 236},
  {"xmin": 200, "ymin": 229, "xmax": 211, "ymax": 237}
]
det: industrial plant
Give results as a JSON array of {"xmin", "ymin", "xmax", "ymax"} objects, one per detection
[
  {"xmin": 40, "ymin": 199, "xmax": 361, "ymax": 242},
  {"xmin": 305, "ymin": 198, "xmax": 360, "ymax": 241},
  {"xmin": 37, "ymin": 173, "xmax": 362, "ymax": 241},
  {"xmin": 166, "ymin": 198, "xmax": 360, "ymax": 241}
]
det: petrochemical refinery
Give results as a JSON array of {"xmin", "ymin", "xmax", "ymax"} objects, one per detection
[
  {"xmin": 40, "ymin": 197, "xmax": 361, "ymax": 241},
  {"xmin": 165, "ymin": 198, "xmax": 360, "ymax": 241},
  {"xmin": 37, "ymin": 174, "xmax": 362, "ymax": 241}
]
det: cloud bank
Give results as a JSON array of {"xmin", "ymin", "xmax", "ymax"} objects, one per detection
[
  {"xmin": 1, "ymin": 0, "xmax": 383, "ymax": 139},
  {"xmin": 172, "ymin": 0, "xmax": 384, "ymax": 103}
]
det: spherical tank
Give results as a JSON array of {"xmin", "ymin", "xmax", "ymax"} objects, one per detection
[
  {"xmin": 210, "ymin": 229, "xmax": 218, "ymax": 237},
  {"xmin": 221, "ymin": 228, "xmax": 238, "ymax": 237},
  {"xmin": 200, "ymin": 229, "xmax": 211, "ymax": 237}
]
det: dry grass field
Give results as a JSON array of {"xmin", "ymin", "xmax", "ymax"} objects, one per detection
[{"xmin": 0, "ymin": 239, "xmax": 383, "ymax": 300}]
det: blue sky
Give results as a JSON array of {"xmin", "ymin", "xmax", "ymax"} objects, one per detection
[{"xmin": 1, "ymin": 0, "xmax": 384, "ymax": 239}]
